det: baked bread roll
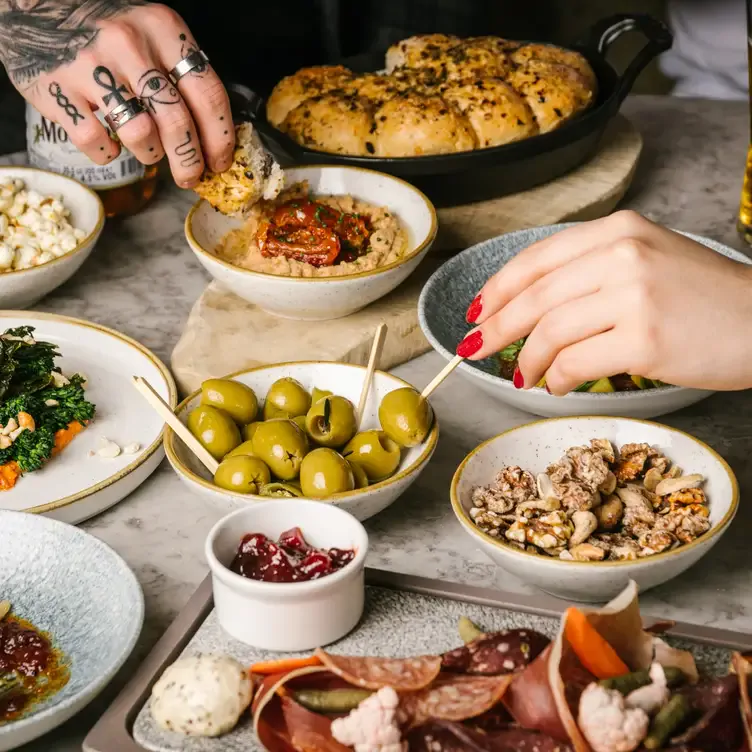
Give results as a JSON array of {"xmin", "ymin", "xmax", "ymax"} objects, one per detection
[
  {"xmin": 402, "ymin": 37, "xmax": 510, "ymax": 82},
  {"xmin": 385, "ymin": 33, "xmax": 460, "ymax": 73},
  {"xmin": 506, "ymin": 60, "xmax": 594, "ymax": 133},
  {"xmin": 193, "ymin": 122, "xmax": 284, "ymax": 217},
  {"xmin": 340, "ymin": 74, "xmax": 412, "ymax": 105},
  {"xmin": 373, "ymin": 93, "xmax": 476, "ymax": 157},
  {"xmin": 283, "ymin": 93, "xmax": 375, "ymax": 156},
  {"xmin": 442, "ymin": 78, "xmax": 538, "ymax": 147},
  {"xmin": 266, "ymin": 65, "xmax": 353, "ymax": 127},
  {"xmin": 511, "ymin": 43, "xmax": 597, "ymax": 92}
]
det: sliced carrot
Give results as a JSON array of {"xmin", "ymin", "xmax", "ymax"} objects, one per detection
[
  {"xmin": 0, "ymin": 461, "xmax": 20, "ymax": 490},
  {"xmin": 564, "ymin": 607, "xmax": 629, "ymax": 679},
  {"xmin": 250, "ymin": 656, "xmax": 322, "ymax": 676},
  {"xmin": 52, "ymin": 421, "xmax": 85, "ymax": 456}
]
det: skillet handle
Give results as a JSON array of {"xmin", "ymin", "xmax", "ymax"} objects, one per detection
[{"xmin": 582, "ymin": 14, "xmax": 673, "ymax": 104}]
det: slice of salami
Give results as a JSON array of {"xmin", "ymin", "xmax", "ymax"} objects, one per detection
[
  {"xmin": 400, "ymin": 674, "xmax": 513, "ymax": 728},
  {"xmin": 281, "ymin": 696, "xmax": 351, "ymax": 752},
  {"xmin": 314, "ymin": 649, "xmax": 441, "ymax": 691},
  {"xmin": 442, "ymin": 630, "xmax": 550, "ymax": 675},
  {"xmin": 407, "ymin": 721, "xmax": 572, "ymax": 752},
  {"xmin": 670, "ymin": 675, "xmax": 744, "ymax": 751}
]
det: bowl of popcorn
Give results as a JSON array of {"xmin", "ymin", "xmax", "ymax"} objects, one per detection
[
  {"xmin": 0, "ymin": 167, "xmax": 104, "ymax": 309},
  {"xmin": 451, "ymin": 416, "xmax": 738, "ymax": 603}
]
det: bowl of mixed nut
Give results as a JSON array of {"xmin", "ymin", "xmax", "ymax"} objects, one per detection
[
  {"xmin": 450, "ymin": 417, "xmax": 738, "ymax": 602},
  {"xmin": 0, "ymin": 167, "xmax": 104, "ymax": 309}
]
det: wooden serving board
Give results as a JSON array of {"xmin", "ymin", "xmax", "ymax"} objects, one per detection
[{"xmin": 171, "ymin": 115, "xmax": 641, "ymax": 396}]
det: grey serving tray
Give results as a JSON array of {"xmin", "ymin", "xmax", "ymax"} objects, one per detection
[{"xmin": 84, "ymin": 568, "xmax": 752, "ymax": 752}]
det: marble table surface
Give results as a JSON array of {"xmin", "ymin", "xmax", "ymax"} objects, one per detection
[{"xmin": 10, "ymin": 94, "xmax": 752, "ymax": 750}]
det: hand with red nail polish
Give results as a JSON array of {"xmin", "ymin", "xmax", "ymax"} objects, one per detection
[{"xmin": 460, "ymin": 211, "xmax": 752, "ymax": 395}]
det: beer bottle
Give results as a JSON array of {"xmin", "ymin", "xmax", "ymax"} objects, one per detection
[{"xmin": 25, "ymin": 104, "xmax": 158, "ymax": 218}]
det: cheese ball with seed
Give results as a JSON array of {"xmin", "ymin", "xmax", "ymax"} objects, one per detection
[
  {"xmin": 266, "ymin": 65, "xmax": 354, "ymax": 127},
  {"xmin": 511, "ymin": 43, "xmax": 597, "ymax": 92},
  {"xmin": 150, "ymin": 654, "xmax": 252, "ymax": 737},
  {"xmin": 282, "ymin": 93, "xmax": 375, "ymax": 156},
  {"xmin": 442, "ymin": 78, "xmax": 537, "ymax": 148},
  {"xmin": 385, "ymin": 33, "xmax": 460, "ymax": 73},
  {"xmin": 373, "ymin": 93, "xmax": 476, "ymax": 157}
]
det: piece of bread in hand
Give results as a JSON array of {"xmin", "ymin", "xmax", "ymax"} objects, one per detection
[{"xmin": 193, "ymin": 123, "xmax": 285, "ymax": 217}]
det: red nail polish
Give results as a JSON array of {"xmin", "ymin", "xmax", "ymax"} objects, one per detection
[
  {"xmin": 466, "ymin": 294, "xmax": 482, "ymax": 323},
  {"xmin": 456, "ymin": 330, "xmax": 483, "ymax": 358},
  {"xmin": 513, "ymin": 367, "xmax": 524, "ymax": 389}
]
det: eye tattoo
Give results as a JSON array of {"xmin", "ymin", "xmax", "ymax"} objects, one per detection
[{"xmin": 137, "ymin": 69, "xmax": 180, "ymax": 112}]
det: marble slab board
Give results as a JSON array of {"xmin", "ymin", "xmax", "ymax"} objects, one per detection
[{"xmin": 128, "ymin": 582, "xmax": 737, "ymax": 752}]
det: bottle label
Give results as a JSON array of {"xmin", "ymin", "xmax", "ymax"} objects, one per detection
[{"xmin": 26, "ymin": 104, "xmax": 146, "ymax": 189}]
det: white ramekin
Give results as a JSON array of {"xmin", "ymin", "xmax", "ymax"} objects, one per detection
[{"xmin": 205, "ymin": 500, "xmax": 368, "ymax": 652}]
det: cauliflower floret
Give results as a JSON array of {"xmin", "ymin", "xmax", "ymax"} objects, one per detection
[
  {"xmin": 330, "ymin": 687, "xmax": 406, "ymax": 752},
  {"xmin": 578, "ymin": 683, "xmax": 649, "ymax": 752},
  {"xmin": 625, "ymin": 663, "xmax": 669, "ymax": 716}
]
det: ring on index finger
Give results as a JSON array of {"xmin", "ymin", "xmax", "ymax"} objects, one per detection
[
  {"xmin": 168, "ymin": 50, "xmax": 210, "ymax": 86},
  {"xmin": 104, "ymin": 97, "xmax": 148, "ymax": 131}
]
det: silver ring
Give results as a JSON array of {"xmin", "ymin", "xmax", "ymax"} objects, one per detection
[
  {"xmin": 168, "ymin": 50, "xmax": 209, "ymax": 85},
  {"xmin": 104, "ymin": 98, "xmax": 147, "ymax": 131}
]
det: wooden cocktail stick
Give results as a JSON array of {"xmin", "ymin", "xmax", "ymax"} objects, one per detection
[
  {"xmin": 132, "ymin": 376, "xmax": 220, "ymax": 475},
  {"xmin": 356, "ymin": 323, "xmax": 388, "ymax": 429},
  {"xmin": 420, "ymin": 354, "xmax": 463, "ymax": 400}
]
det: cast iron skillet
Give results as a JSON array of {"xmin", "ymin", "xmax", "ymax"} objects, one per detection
[{"xmin": 227, "ymin": 14, "xmax": 672, "ymax": 207}]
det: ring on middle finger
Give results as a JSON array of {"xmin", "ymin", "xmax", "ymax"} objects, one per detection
[
  {"xmin": 167, "ymin": 50, "xmax": 210, "ymax": 86},
  {"xmin": 104, "ymin": 97, "xmax": 148, "ymax": 131}
]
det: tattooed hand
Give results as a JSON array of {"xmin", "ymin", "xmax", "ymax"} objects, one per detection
[{"xmin": 0, "ymin": 0, "xmax": 234, "ymax": 187}]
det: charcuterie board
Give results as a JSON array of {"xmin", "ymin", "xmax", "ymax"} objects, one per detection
[{"xmin": 84, "ymin": 569, "xmax": 752, "ymax": 752}]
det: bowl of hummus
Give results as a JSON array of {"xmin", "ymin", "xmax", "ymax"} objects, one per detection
[{"xmin": 186, "ymin": 166, "xmax": 437, "ymax": 320}]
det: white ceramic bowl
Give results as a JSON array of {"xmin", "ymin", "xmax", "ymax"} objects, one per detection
[
  {"xmin": 0, "ymin": 167, "xmax": 104, "ymax": 309},
  {"xmin": 205, "ymin": 501, "xmax": 368, "ymax": 651},
  {"xmin": 451, "ymin": 417, "xmax": 738, "ymax": 603},
  {"xmin": 185, "ymin": 165, "xmax": 437, "ymax": 320},
  {"xmin": 165, "ymin": 361, "xmax": 439, "ymax": 522},
  {"xmin": 418, "ymin": 224, "xmax": 751, "ymax": 419}
]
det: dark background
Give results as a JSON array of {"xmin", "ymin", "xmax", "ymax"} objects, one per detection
[{"xmin": 0, "ymin": 0, "xmax": 672, "ymax": 155}]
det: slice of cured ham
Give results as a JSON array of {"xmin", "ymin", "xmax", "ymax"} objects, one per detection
[{"xmin": 314, "ymin": 649, "xmax": 441, "ymax": 691}]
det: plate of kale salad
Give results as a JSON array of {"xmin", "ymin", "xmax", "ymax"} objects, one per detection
[{"xmin": 0, "ymin": 313, "xmax": 176, "ymax": 524}]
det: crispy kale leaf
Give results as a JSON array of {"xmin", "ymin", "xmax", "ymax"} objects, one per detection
[{"xmin": 0, "ymin": 326, "xmax": 58, "ymax": 399}]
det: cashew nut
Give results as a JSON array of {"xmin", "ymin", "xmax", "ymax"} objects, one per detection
[
  {"xmin": 17, "ymin": 412, "xmax": 35, "ymax": 433},
  {"xmin": 570, "ymin": 542, "xmax": 606, "ymax": 561},
  {"xmin": 598, "ymin": 471, "xmax": 617, "ymax": 496},
  {"xmin": 594, "ymin": 494, "xmax": 624, "ymax": 531},
  {"xmin": 518, "ymin": 496, "xmax": 561, "ymax": 513},
  {"xmin": 643, "ymin": 467, "xmax": 663, "ymax": 493},
  {"xmin": 536, "ymin": 473, "xmax": 558, "ymax": 501},
  {"xmin": 570, "ymin": 510, "xmax": 598, "ymax": 547},
  {"xmin": 616, "ymin": 484, "xmax": 651, "ymax": 508},
  {"xmin": 664, "ymin": 465, "xmax": 683, "ymax": 479},
  {"xmin": 655, "ymin": 474, "xmax": 704, "ymax": 497}
]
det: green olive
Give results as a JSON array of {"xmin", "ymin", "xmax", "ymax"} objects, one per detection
[
  {"xmin": 300, "ymin": 448, "xmax": 355, "ymax": 498},
  {"xmin": 260, "ymin": 482, "xmax": 303, "ymax": 498},
  {"xmin": 305, "ymin": 396, "xmax": 357, "ymax": 448},
  {"xmin": 263, "ymin": 378, "xmax": 312, "ymax": 420},
  {"xmin": 311, "ymin": 387, "xmax": 333, "ymax": 404},
  {"xmin": 213, "ymin": 455, "xmax": 271, "ymax": 494},
  {"xmin": 343, "ymin": 430, "xmax": 401, "ymax": 482},
  {"xmin": 349, "ymin": 460, "xmax": 369, "ymax": 489},
  {"xmin": 225, "ymin": 440, "xmax": 256, "ymax": 458},
  {"xmin": 251, "ymin": 419, "xmax": 309, "ymax": 480},
  {"xmin": 200, "ymin": 378, "xmax": 259, "ymax": 425},
  {"xmin": 292, "ymin": 415, "xmax": 308, "ymax": 432},
  {"xmin": 378, "ymin": 387, "xmax": 432, "ymax": 448},
  {"xmin": 243, "ymin": 421, "xmax": 263, "ymax": 442},
  {"xmin": 187, "ymin": 405, "xmax": 241, "ymax": 461}
]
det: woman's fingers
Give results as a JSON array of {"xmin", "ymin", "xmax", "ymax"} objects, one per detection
[
  {"xmin": 468, "ymin": 210, "xmax": 653, "ymax": 325},
  {"xmin": 516, "ymin": 292, "xmax": 617, "ymax": 389},
  {"xmin": 34, "ymin": 82, "xmax": 118, "ymax": 166},
  {"xmin": 544, "ymin": 330, "xmax": 632, "ymax": 396},
  {"xmin": 146, "ymin": 16, "xmax": 234, "ymax": 173}
]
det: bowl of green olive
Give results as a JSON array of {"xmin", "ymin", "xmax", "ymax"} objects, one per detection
[{"xmin": 164, "ymin": 362, "xmax": 439, "ymax": 521}]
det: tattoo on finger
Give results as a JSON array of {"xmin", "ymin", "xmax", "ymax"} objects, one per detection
[
  {"xmin": 175, "ymin": 130, "xmax": 201, "ymax": 168},
  {"xmin": 93, "ymin": 65, "xmax": 129, "ymax": 106},
  {"xmin": 137, "ymin": 69, "xmax": 180, "ymax": 112},
  {"xmin": 48, "ymin": 82, "xmax": 85, "ymax": 125},
  {"xmin": 178, "ymin": 33, "xmax": 208, "ymax": 78}
]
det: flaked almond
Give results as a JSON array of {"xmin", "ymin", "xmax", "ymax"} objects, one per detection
[
  {"xmin": 8, "ymin": 426, "xmax": 26, "ymax": 441},
  {"xmin": 44, "ymin": 399, "xmax": 59, "ymax": 407},
  {"xmin": 123, "ymin": 442, "xmax": 141, "ymax": 455},
  {"xmin": 96, "ymin": 439, "xmax": 121, "ymax": 458},
  {"xmin": 0, "ymin": 436, "xmax": 11, "ymax": 450},
  {"xmin": 2, "ymin": 418, "xmax": 17, "ymax": 436},
  {"xmin": 51, "ymin": 371, "xmax": 70, "ymax": 388}
]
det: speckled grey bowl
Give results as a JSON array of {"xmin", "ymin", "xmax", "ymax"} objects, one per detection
[
  {"xmin": 0, "ymin": 510, "xmax": 143, "ymax": 751},
  {"xmin": 418, "ymin": 223, "xmax": 750, "ymax": 419}
]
